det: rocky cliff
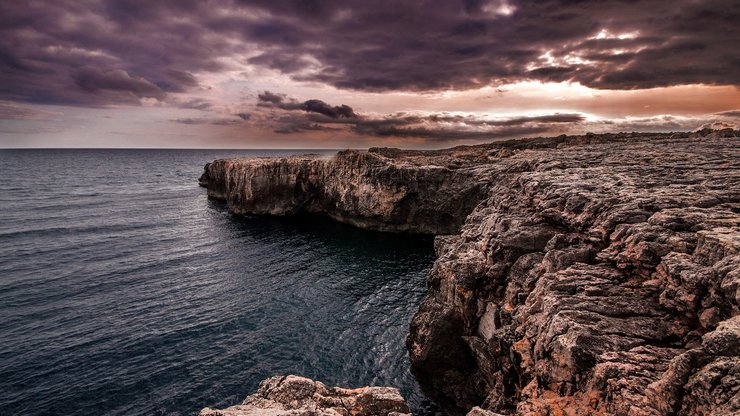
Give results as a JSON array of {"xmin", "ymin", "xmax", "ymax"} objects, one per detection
[
  {"xmin": 199, "ymin": 129, "xmax": 739, "ymax": 416},
  {"xmin": 199, "ymin": 149, "xmax": 487, "ymax": 234}
]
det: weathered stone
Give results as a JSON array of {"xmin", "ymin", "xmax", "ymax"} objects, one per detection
[
  {"xmin": 200, "ymin": 130, "xmax": 740, "ymax": 416},
  {"xmin": 200, "ymin": 375, "xmax": 410, "ymax": 416},
  {"xmin": 199, "ymin": 151, "xmax": 488, "ymax": 234},
  {"xmin": 466, "ymin": 406, "xmax": 506, "ymax": 416}
]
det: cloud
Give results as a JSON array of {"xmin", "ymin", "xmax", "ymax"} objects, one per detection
[
  {"xmin": 715, "ymin": 110, "xmax": 740, "ymax": 118},
  {"xmin": 303, "ymin": 100, "xmax": 357, "ymax": 119},
  {"xmin": 257, "ymin": 91, "xmax": 287, "ymax": 105},
  {"xmin": 700, "ymin": 121, "xmax": 738, "ymax": 130},
  {"xmin": 0, "ymin": 0, "xmax": 226, "ymax": 106},
  {"xmin": 0, "ymin": 102, "xmax": 61, "ymax": 120},
  {"xmin": 0, "ymin": 126, "xmax": 64, "ymax": 135},
  {"xmin": 584, "ymin": 114, "xmax": 739, "ymax": 133},
  {"xmin": 254, "ymin": 91, "xmax": 740, "ymax": 142},
  {"xmin": 73, "ymin": 67, "xmax": 165, "ymax": 99},
  {"xmin": 158, "ymin": 69, "xmax": 199, "ymax": 92},
  {"xmin": 0, "ymin": 0, "xmax": 737, "ymax": 108},
  {"xmin": 238, "ymin": 0, "xmax": 740, "ymax": 91},
  {"xmin": 258, "ymin": 91, "xmax": 358, "ymax": 119},
  {"xmin": 171, "ymin": 116, "xmax": 244, "ymax": 126},
  {"xmin": 256, "ymin": 91, "xmax": 583, "ymax": 141},
  {"xmin": 174, "ymin": 97, "xmax": 213, "ymax": 110}
]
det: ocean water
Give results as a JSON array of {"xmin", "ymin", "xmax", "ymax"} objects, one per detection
[{"xmin": 0, "ymin": 149, "xmax": 439, "ymax": 415}]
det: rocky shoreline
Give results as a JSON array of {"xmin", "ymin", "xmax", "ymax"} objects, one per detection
[
  {"xmin": 199, "ymin": 129, "xmax": 739, "ymax": 416},
  {"xmin": 200, "ymin": 375, "xmax": 410, "ymax": 416}
]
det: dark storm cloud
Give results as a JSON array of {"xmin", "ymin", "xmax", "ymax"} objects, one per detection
[
  {"xmin": 257, "ymin": 91, "xmax": 287, "ymax": 105},
  {"xmin": 0, "ymin": 0, "xmax": 224, "ymax": 106},
  {"xmin": 257, "ymin": 91, "xmax": 583, "ymax": 141},
  {"xmin": 258, "ymin": 92, "xmax": 358, "ymax": 119},
  {"xmin": 304, "ymin": 100, "xmax": 357, "ymax": 119},
  {"xmin": 73, "ymin": 67, "xmax": 165, "ymax": 99},
  {"xmin": 1, "ymin": 0, "xmax": 738, "ymax": 107},
  {"xmin": 246, "ymin": 0, "xmax": 740, "ymax": 91}
]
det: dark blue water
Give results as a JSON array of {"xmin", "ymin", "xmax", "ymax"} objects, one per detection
[{"xmin": 0, "ymin": 149, "xmax": 439, "ymax": 416}]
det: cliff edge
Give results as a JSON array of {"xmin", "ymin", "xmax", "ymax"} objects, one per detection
[{"xmin": 199, "ymin": 130, "xmax": 739, "ymax": 416}]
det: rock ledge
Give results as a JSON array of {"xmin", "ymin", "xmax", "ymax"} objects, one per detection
[{"xmin": 200, "ymin": 375, "xmax": 410, "ymax": 416}]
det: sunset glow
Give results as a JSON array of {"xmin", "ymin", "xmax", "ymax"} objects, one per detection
[{"xmin": 1, "ymin": 0, "xmax": 738, "ymax": 148}]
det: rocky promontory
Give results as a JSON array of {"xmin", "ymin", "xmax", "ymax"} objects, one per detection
[
  {"xmin": 199, "ymin": 129, "xmax": 739, "ymax": 415},
  {"xmin": 199, "ymin": 149, "xmax": 488, "ymax": 234}
]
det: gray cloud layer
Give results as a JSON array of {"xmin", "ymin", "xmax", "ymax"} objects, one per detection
[
  {"xmin": 1, "ymin": 0, "xmax": 738, "ymax": 107},
  {"xmin": 256, "ymin": 90, "xmax": 584, "ymax": 141}
]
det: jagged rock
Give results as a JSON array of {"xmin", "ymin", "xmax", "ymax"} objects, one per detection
[
  {"xmin": 466, "ymin": 406, "xmax": 506, "ymax": 416},
  {"xmin": 200, "ymin": 131, "xmax": 739, "ymax": 416},
  {"xmin": 198, "ymin": 150, "xmax": 488, "ymax": 234},
  {"xmin": 200, "ymin": 375, "xmax": 410, "ymax": 416}
]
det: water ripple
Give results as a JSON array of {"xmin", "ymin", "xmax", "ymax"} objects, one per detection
[{"xmin": 0, "ymin": 149, "xmax": 440, "ymax": 416}]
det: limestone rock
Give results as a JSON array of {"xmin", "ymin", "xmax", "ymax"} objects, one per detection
[
  {"xmin": 198, "ymin": 151, "xmax": 488, "ymax": 234},
  {"xmin": 200, "ymin": 375, "xmax": 410, "ymax": 416},
  {"xmin": 200, "ymin": 130, "xmax": 740, "ymax": 416},
  {"xmin": 405, "ymin": 132, "xmax": 739, "ymax": 415}
]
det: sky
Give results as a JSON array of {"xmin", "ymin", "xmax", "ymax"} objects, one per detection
[{"xmin": 1, "ymin": 0, "xmax": 738, "ymax": 149}]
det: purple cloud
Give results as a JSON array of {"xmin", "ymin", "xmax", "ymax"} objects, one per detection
[
  {"xmin": 0, "ymin": 0, "xmax": 737, "ymax": 108},
  {"xmin": 255, "ymin": 91, "xmax": 584, "ymax": 141},
  {"xmin": 258, "ymin": 92, "xmax": 358, "ymax": 119},
  {"xmin": 73, "ymin": 67, "xmax": 165, "ymax": 99}
]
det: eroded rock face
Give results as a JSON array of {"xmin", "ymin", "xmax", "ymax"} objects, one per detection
[
  {"xmin": 201, "ymin": 130, "xmax": 739, "ymax": 416},
  {"xmin": 199, "ymin": 150, "xmax": 488, "ymax": 234},
  {"xmin": 406, "ymin": 132, "xmax": 739, "ymax": 416},
  {"xmin": 200, "ymin": 375, "xmax": 411, "ymax": 416}
]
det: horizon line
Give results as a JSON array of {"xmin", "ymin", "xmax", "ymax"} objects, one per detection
[{"xmin": 0, "ymin": 147, "xmax": 357, "ymax": 151}]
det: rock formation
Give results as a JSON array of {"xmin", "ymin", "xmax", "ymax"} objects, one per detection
[
  {"xmin": 200, "ymin": 375, "xmax": 410, "ymax": 416},
  {"xmin": 199, "ymin": 150, "xmax": 487, "ymax": 234},
  {"xmin": 199, "ymin": 129, "xmax": 739, "ymax": 416}
]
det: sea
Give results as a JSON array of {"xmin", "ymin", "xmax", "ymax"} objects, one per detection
[{"xmin": 0, "ymin": 149, "xmax": 440, "ymax": 415}]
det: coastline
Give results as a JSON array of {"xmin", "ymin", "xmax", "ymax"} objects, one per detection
[{"xmin": 199, "ymin": 130, "xmax": 739, "ymax": 415}]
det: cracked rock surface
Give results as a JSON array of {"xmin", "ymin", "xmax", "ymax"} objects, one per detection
[
  {"xmin": 200, "ymin": 130, "xmax": 739, "ymax": 415},
  {"xmin": 200, "ymin": 375, "xmax": 410, "ymax": 416}
]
